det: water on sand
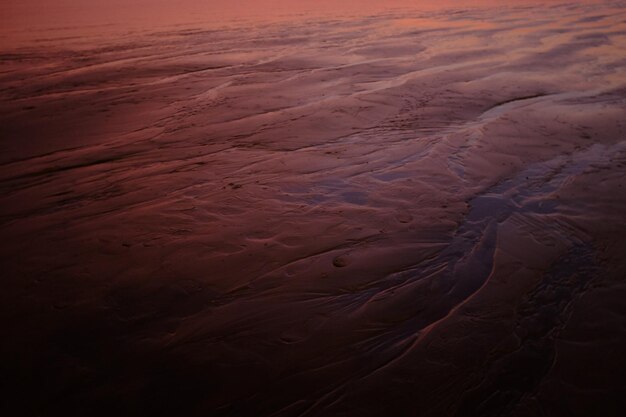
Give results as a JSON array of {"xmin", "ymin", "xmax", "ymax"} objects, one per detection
[{"xmin": 1, "ymin": 1, "xmax": 626, "ymax": 416}]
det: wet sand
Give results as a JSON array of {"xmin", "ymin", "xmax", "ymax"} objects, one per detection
[{"xmin": 1, "ymin": 1, "xmax": 626, "ymax": 416}]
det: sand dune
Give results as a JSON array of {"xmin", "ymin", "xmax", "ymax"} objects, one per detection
[{"xmin": 1, "ymin": 1, "xmax": 626, "ymax": 416}]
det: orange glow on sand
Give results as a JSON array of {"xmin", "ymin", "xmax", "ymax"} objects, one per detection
[{"xmin": 1, "ymin": 1, "xmax": 625, "ymax": 416}]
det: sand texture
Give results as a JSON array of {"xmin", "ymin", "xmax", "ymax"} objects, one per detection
[{"xmin": 1, "ymin": 1, "xmax": 626, "ymax": 416}]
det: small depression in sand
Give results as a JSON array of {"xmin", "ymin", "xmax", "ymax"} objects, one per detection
[{"xmin": 1, "ymin": 1, "xmax": 626, "ymax": 416}]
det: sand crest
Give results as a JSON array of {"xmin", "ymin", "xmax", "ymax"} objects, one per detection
[{"xmin": 1, "ymin": 1, "xmax": 625, "ymax": 415}]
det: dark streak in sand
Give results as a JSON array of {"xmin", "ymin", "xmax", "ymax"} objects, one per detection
[{"xmin": 1, "ymin": 1, "xmax": 626, "ymax": 416}]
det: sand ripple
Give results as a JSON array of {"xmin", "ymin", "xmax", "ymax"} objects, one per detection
[{"xmin": 1, "ymin": 2, "xmax": 626, "ymax": 416}]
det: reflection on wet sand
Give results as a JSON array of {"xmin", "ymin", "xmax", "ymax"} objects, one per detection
[{"xmin": 1, "ymin": 1, "xmax": 626, "ymax": 416}]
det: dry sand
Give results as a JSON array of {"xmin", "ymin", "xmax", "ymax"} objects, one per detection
[{"xmin": 1, "ymin": 1, "xmax": 626, "ymax": 416}]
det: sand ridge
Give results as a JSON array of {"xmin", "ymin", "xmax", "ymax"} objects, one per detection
[{"xmin": 1, "ymin": 1, "xmax": 626, "ymax": 416}]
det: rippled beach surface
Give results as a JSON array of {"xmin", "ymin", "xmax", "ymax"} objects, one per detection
[{"xmin": 1, "ymin": 1, "xmax": 626, "ymax": 416}]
